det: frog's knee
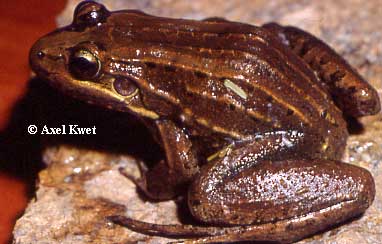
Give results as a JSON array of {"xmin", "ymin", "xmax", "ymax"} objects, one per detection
[{"xmin": 342, "ymin": 84, "xmax": 381, "ymax": 117}]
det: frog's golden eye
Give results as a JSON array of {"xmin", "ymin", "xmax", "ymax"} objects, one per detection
[
  {"xmin": 73, "ymin": 1, "xmax": 110, "ymax": 28},
  {"xmin": 68, "ymin": 49, "xmax": 101, "ymax": 81}
]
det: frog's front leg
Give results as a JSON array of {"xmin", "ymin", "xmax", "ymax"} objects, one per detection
[
  {"xmin": 111, "ymin": 130, "xmax": 374, "ymax": 243},
  {"xmin": 126, "ymin": 120, "xmax": 199, "ymax": 200},
  {"xmin": 263, "ymin": 23, "xmax": 380, "ymax": 117}
]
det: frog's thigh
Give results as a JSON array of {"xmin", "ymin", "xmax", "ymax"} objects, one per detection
[
  {"xmin": 186, "ymin": 159, "xmax": 373, "ymax": 243},
  {"xmin": 187, "ymin": 130, "xmax": 374, "ymax": 241},
  {"xmin": 135, "ymin": 120, "xmax": 199, "ymax": 200},
  {"xmin": 263, "ymin": 23, "xmax": 380, "ymax": 117},
  {"xmin": 188, "ymin": 129, "xmax": 307, "ymax": 224}
]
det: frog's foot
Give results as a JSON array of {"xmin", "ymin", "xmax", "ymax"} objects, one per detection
[
  {"xmin": 118, "ymin": 163, "xmax": 175, "ymax": 200},
  {"xmin": 118, "ymin": 165, "xmax": 150, "ymax": 197},
  {"xmin": 119, "ymin": 159, "xmax": 189, "ymax": 200},
  {"xmin": 109, "ymin": 194, "xmax": 367, "ymax": 244}
]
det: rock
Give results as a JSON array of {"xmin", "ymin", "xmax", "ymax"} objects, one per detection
[
  {"xmin": 13, "ymin": 146, "xmax": 176, "ymax": 244},
  {"xmin": 14, "ymin": 0, "xmax": 382, "ymax": 243}
]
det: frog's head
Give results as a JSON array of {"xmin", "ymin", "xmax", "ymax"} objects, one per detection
[{"xmin": 30, "ymin": 1, "xmax": 159, "ymax": 119}]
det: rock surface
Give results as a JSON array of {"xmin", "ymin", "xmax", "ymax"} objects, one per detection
[{"xmin": 14, "ymin": 0, "xmax": 382, "ymax": 243}]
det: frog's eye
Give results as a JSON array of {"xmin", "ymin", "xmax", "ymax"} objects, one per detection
[
  {"xmin": 68, "ymin": 48, "xmax": 101, "ymax": 81},
  {"xmin": 73, "ymin": 1, "xmax": 109, "ymax": 28},
  {"xmin": 113, "ymin": 76, "xmax": 139, "ymax": 97}
]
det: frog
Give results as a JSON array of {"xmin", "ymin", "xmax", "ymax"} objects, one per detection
[{"xmin": 29, "ymin": 2, "xmax": 380, "ymax": 243}]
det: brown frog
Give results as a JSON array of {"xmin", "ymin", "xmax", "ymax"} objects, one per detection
[{"xmin": 29, "ymin": 2, "xmax": 380, "ymax": 243}]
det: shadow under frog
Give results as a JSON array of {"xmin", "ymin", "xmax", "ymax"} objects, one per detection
[{"xmin": 28, "ymin": 1, "xmax": 380, "ymax": 243}]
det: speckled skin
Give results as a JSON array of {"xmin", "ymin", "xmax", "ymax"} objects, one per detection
[{"xmin": 29, "ymin": 2, "xmax": 380, "ymax": 243}]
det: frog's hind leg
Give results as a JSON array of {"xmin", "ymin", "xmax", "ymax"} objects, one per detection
[
  {"xmin": 186, "ymin": 142, "xmax": 374, "ymax": 242},
  {"xmin": 263, "ymin": 23, "xmax": 380, "ymax": 117},
  {"xmin": 110, "ymin": 158, "xmax": 374, "ymax": 243},
  {"xmin": 109, "ymin": 191, "xmax": 370, "ymax": 243},
  {"xmin": 110, "ymin": 130, "xmax": 374, "ymax": 243},
  {"xmin": 186, "ymin": 130, "xmax": 373, "ymax": 242}
]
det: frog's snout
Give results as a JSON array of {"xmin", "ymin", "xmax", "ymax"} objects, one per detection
[
  {"xmin": 30, "ymin": 39, "xmax": 53, "ymax": 79},
  {"xmin": 30, "ymin": 37, "xmax": 66, "ymax": 80},
  {"xmin": 29, "ymin": 39, "xmax": 45, "ymax": 75}
]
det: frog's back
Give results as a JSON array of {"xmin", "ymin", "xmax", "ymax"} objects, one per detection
[{"xmin": 108, "ymin": 12, "xmax": 346, "ymax": 137}]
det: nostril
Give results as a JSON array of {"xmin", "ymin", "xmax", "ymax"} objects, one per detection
[{"xmin": 37, "ymin": 51, "xmax": 45, "ymax": 59}]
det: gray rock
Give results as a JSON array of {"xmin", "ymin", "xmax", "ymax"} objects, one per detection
[{"xmin": 14, "ymin": 0, "xmax": 382, "ymax": 243}]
